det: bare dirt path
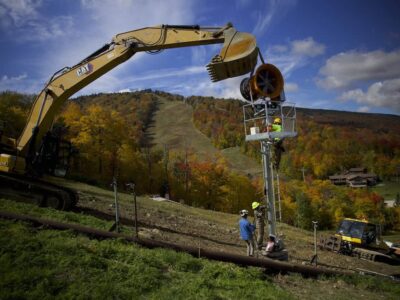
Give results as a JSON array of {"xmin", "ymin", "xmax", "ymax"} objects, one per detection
[{"xmin": 75, "ymin": 189, "xmax": 400, "ymax": 277}]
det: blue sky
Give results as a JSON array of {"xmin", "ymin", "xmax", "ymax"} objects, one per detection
[{"xmin": 0, "ymin": 0, "xmax": 399, "ymax": 115}]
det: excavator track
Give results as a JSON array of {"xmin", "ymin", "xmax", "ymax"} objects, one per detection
[
  {"xmin": 352, "ymin": 248, "xmax": 399, "ymax": 265},
  {"xmin": 319, "ymin": 234, "xmax": 400, "ymax": 266},
  {"xmin": 0, "ymin": 171, "xmax": 78, "ymax": 210}
]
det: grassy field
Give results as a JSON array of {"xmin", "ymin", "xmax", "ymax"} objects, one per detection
[
  {"xmin": 334, "ymin": 180, "xmax": 400, "ymax": 202},
  {"xmin": 371, "ymin": 181, "xmax": 400, "ymax": 200},
  {"xmin": 0, "ymin": 218, "xmax": 292, "ymax": 299},
  {"xmin": 148, "ymin": 97, "xmax": 262, "ymax": 177},
  {"xmin": 147, "ymin": 98, "xmax": 218, "ymax": 158},
  {"xmin": 0, "ymin": 199, "xmax": 289, "ymax": 299},
  {"xmin": 1, "ymin": 190, "xmax": 400, "ymax": 299}
]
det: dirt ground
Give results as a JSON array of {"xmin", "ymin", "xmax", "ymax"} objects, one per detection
[{"xmin": 75, "ymin": 189, "xmax": 400, "ymax": 279}]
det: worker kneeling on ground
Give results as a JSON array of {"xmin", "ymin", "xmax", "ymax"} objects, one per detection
[
  {"xmin": 252, "ymin": 201, "xmax": 266, "ymax": 250},
  {"xmin": 239, "ymin": 209, "xmax": 256, "ymax": 257},
  {"xmin": 262, "ymin": 234, "xmax": 288, "ymax": 261}
]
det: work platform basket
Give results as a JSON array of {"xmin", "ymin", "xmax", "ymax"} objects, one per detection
[{"xmin": 243, "ymin": 101, "xmax": 297, "ymax": 142}]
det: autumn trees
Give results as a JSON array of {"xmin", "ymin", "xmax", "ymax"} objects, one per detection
[
  {"xmin": 61, "ymin": 103, "xmax": 129, "ymax": 181},
  {"xmin": 0, "ymin": 91, "xmax": 32, "ymax": 138},
  {"xmin": 1, "ymin": 91, "xmax": 400, "ymax": 231},
  {"xmin": 278, "ymin": 179, "xmax": 395, "ymax": 230},
  {"xmin": 187, "ymin": 96, "xmax": 400, "ymax": 230},
  {"xmin": 188, "ymin": 97, "xmax": 400, "ymax": 181},
  {"xmin": 57, "ymin": 92, "xmax": 259, "ymax": 214},
  {"xmin": 59, "ymin": 93, "xmax": 158, "ymax": 187}
]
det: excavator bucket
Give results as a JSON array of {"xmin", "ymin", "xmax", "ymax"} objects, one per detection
[{"xmin": 207, "ymin": 29, "xmax": 258, "ymax": 82}]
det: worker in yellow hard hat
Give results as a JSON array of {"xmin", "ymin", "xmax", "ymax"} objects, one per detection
[
  {"xmin": 252, "ymin": 201, "xmax": 266, "ymax": 250},
  {"xmin": 272, "ymin": 117, "xmax": 282, "ymax": 131},
  {"xmin": 270, "ymin": 117, "xmax": 285, "ymax": 170}
]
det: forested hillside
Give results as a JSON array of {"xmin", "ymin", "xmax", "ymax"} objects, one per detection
[
  {"xmin": 1, "ymin": 91, "xmax": 399, "ymax": 231},
  {"xmin": 187, "ymin": 96, "xmax": 400, "ymax": 180}
]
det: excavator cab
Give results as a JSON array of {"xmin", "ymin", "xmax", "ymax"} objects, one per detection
[
  {"xmin": 336, "ymin": 218, "xmax": 378, "ymax": 246},
  {"xmin": 29, "ymin": 127, "xmax": 74, "ymax": 178}
]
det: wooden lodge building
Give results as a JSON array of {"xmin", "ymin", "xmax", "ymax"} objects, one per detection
[{"xmin": 329, "ymin": 168, "xmax": 378, "ymax": 187}]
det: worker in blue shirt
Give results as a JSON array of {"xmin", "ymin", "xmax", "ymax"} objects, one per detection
[{"xmin": 239, "ymin": 209, "xmax": 256, "ymax": 256}]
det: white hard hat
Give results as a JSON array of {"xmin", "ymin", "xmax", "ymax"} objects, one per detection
[{"xmin": 240, "ymin": 209, "xmax": 249, "ymax": 217}]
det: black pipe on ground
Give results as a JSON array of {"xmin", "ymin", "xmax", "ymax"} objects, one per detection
[{"xmin": 0, "ymin": 210, "xmax": 354, "ymax": 277}]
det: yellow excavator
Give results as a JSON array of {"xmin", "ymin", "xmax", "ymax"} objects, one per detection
[{"xmin": 0, "ymin": 23, "xmax": 284, "ymax": 210}]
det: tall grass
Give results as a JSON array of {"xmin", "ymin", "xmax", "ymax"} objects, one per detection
[
  {"xmin": 1, "ymin": 198, "xmax": 399, "ymax": 299},
  {"xmin": 0, "ymin": 219, "xmax": 290, "ymax": 299}
]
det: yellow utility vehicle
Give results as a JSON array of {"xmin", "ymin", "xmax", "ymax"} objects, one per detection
[
  {"xmin": 336, "ymin": 218, "xmax": 379, "ymax": 248},
  {"xmin": 319, "ymin": 218, "xmax": 400, "ymax": 265}
]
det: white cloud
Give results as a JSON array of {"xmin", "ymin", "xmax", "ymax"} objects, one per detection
[
  {"xmin": 285, "ymin": 82, "xmax": 299, "ymax": 92},
  {"xmin": 78, "ymin": 62, "xmax": 241, "ymax": 99},
  {"xmin": 0, "ymin": 0, "xmax": 75, "ymax": 41},
  {"xmin": 270, "ymin": 44, "xmax": 288, "ymax": 53},
  {"xmin": 75, "ymin": 64, "xmax": 208, "ymax": 96},
  {"xmin": 118, "ymin": 88, "xmax": 138, "ymax": 93},
  {"xmin": 317, "ymin": 49, "xmax": 400, "ymax": 89},
  {"xmin": 0, "ymin": 0, "xmax": 41, "ymax": 28},
  {"xmin": 252, "ymin": 0, "xmax": 297, "ymax": 37},
  {"xmin": 266, "ymin": 37, "xmax": 325, "ymax": 78},
  {"xmin": 25, "ymin": 16, "xmax": 75, "ymax": 41},
  {"xmin": 357, "ymin": 106, "xmax": 370, "ymax": 113},
  {"xmin": 190, "ymin": 47, "xmax": 209, "ymax": 65},
  {"xmin": 0, "ymin": 0, "xmax": 305, "ymax": 106},
  {"xmin": 253, "ymin": 4, "xmax": 275, "ymax": 37},
  {"xmin": 122, "ymin": 65, "xmax": 205, "ymax": 83},
  {"xmin": 1, "ymin": 73, "xmax": 27, "ymax": 81},
  {"xmin": 34, "ymin": 0, "xmax": 197, "ymax": 89},
  {"xmin": 212, "ymin": 76, "xmax": 247, "ymax": 99},
  {"xmin": 0, "ymin": 73, "xmax": 42, "ymax": 93},
  {"xmin": 125, "ymin": 55, "xmax": 250, "ymax": 100},
  {"xmin": 339, "ymin": 78, "xmax": 400, "ymax": 112},
  {"xmin": 80, "ymin": 0, "xmax": 195, "ymax": 37},
  {"xmin": 318, "ymin": 49, "xmax": 400, "ymax": 113},
  {"xmin": 291, "ymin": 37, "xmax": 325, "ymax": 57}
]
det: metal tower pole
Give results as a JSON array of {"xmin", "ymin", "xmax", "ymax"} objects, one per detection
[
  {"xmin": 262, "ymin": 141, "xmax": 276, "ymax": 236},
  {"xmin": 276, "ymin": 172, "xmax": 282, "ymax": 222}
]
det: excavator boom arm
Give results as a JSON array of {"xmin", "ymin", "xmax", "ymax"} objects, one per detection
[{"xmin": 15, "ymin": 23, "xmax": 258, "ymax": 159}]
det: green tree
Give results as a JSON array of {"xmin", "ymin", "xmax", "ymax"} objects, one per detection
[
  {"xmin": 296, "ymin": 191, "xmax": 314, "ymax": 230},
  {"xmin": 0, "ymin": 91, "xmax": 32, "ymax": 137}
]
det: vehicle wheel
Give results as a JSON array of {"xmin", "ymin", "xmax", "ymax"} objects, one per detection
[{"xmin": 46, "ymin": 195, "xmax": 62, "ymax": 209}]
